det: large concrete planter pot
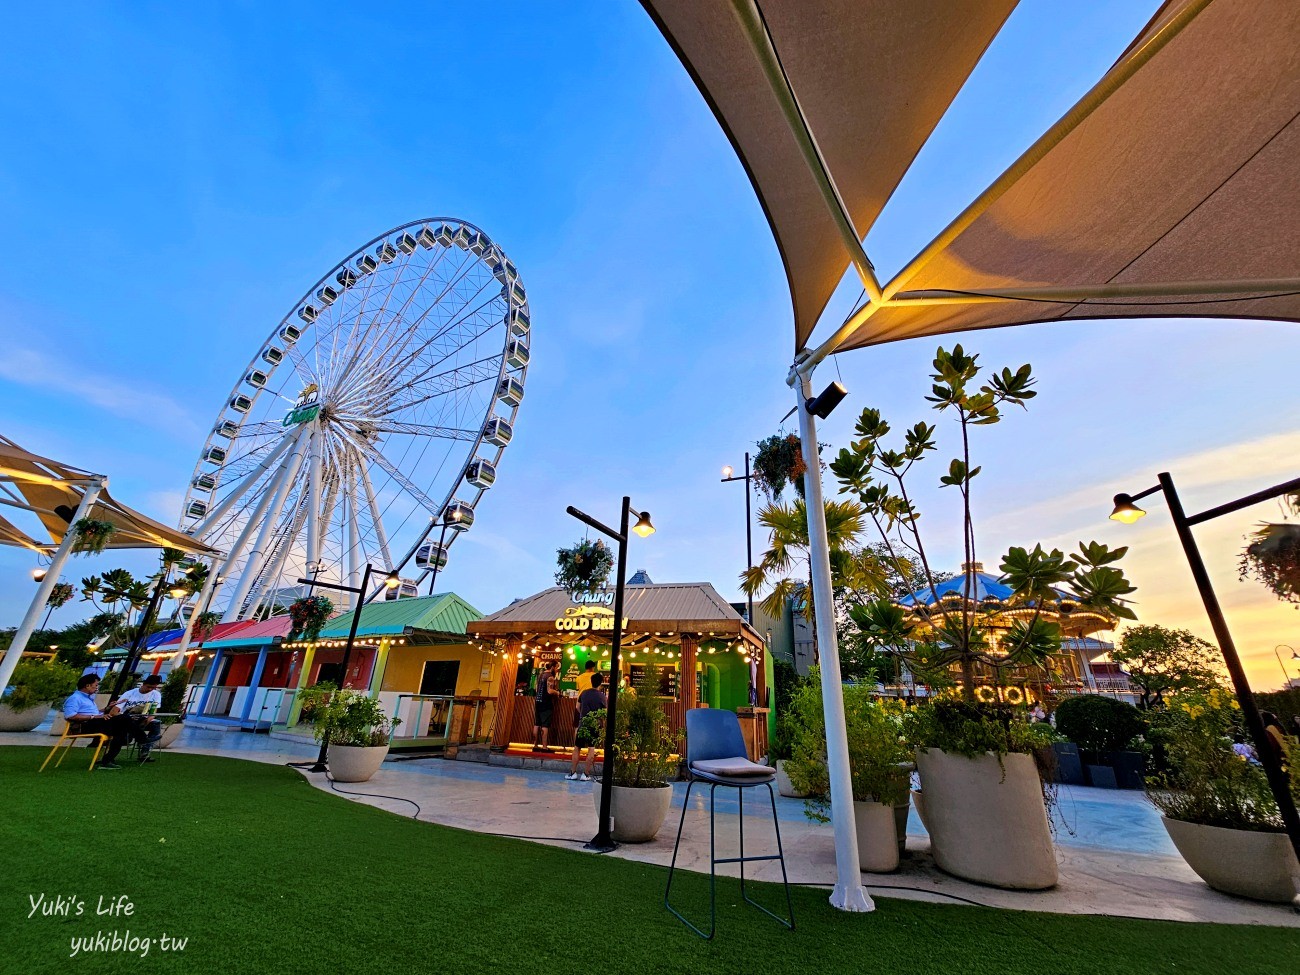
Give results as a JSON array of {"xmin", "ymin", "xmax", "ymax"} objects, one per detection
[
  {"xmin": 893, "ymin": 796, "xmax": 911, "ymax": 857},
  {"xmin": 592, "ymin": 781, "xmax": 673, "ymax": 843},
  {"xmin": 915, "ymin": 748, "xmax": 1057, "ymax": 890},
  {"xmin": 1162, "ymin": 817, "xmax": 1300, "ymax": 903},
  {"xmin": 156, "ymin": 722, "xmax": 185, "ymax": 750},
  {"xmin": 327, "ymin": 744, "xmax": 389, "ymax": 783},
  {"xmin": 775, "ymin": 760, "xmax": 807, "ymax": 798},
  {"xmin": 854, "ymin": 800, "xmax": 899, "ymax": 872},
  {"xmin": 49, "ymin": 712, "xmax": 69, "ymax": 736},
  {"xmin": 0, "ymin": 704, "xmax": 47, "ymax": 732}
]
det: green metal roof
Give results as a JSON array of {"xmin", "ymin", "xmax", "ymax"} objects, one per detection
[{"xmin": 316, "ymin": 592, "xmax": 482, "ymax": 640}]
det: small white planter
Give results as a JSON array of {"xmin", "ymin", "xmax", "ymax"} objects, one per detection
[
  {"xmin": 592, "ymin": 781, "xmax": 673, "ymax": 843},
  {"xmin": 1162, "ymin": 816, "xmax": 1300, "ymax": 904},
  {"xmin": 775, "ymin": 760, "xmax": 807, "ymax": 798},
  {"xmin": 916, "ymin": 748, "xmax": 1057, "ymax": 890},
  {"xmin": 328, "ymin": 744, "xmax": 389, "ymax": 782},
  {"xmin": 0, "ymin": 704, "xmax": 48, "ymax": 732},
  {"xmin": 854, "ymin": 800, "xmax": 899, "ymax": 873},
  {"xmin": 156, "ymin": 722, "xmax": 185, "ymax": 750}
]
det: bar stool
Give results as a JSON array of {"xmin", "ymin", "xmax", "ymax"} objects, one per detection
[{"xmin": 664, "ymin": 708, "xmax": 795, "ymax": 939}]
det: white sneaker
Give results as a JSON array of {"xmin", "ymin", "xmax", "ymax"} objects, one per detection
[
  {"xmin": 579, "ymin": 773, "xmax": 591, "ymax": 782},
  {"xmin": 564, "ymin": 772, "xmax": 579, "ymax": 780}
]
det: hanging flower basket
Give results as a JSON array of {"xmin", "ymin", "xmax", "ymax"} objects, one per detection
[
  {"xmin": 753, "ymin": 433, "xmax": 808, "ymax": 501},
  {"xmin": 194, "ymin": 611, "xmax": 221, "ymax": 642},
  {"xmin": 71, "ymin": 518, "xmax": 117, "ymax": 556},
  {"xmin": 555, "ymin": 539, "xmax": 614, "ymax": 593},
  {"xmin": 288, "ymin": 595, "xmax": 334, "ymax": 642},
  {"xmin": 47, "ymin": 582, "xmax": 76, "ymax": 609},
  {"xmin": 1239, "ymin": 523, "xmax": 1300, "ymax": 605}
]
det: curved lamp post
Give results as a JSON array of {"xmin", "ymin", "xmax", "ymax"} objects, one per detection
[
  {"xmin": 566, "ymin": 497, "xmax": 654, "ymax": 853},
  {"xmin": 721, "ymin": 455, "xmax": 755, "ymax": 625},
  {"xmin": 426, "ymin": 506, "xmax": 464, "ymax": 596},
  {"xmin": 1109, "ymin": 471, "xmax": 1300, "ymax": 900}
]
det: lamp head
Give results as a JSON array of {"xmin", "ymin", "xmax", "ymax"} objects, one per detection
[
  {"xmin": 445, "ymin": 507, "xmax": 463, "ymax": 524},
  {"xmin": 721, "ymin": 465, "xmax": 734, "ymax": 479},
  {"xmin": 632, "ymin": 511, "xmax": 655, "ymax": 538},
  {"xmin": 32, "ymin": 567, "xmax": 47, "ymax": 583},
  {"xmin": 168, "ymin": 582, "xmax": 188, "ymax": 600},
  {"xmin": 805, "ymin": 381, "xmax": 848, "ymax": 420},
  {"xmin": 384, "ymin": 570, "xmax": 401, "ymax": 590},
  {"xmin": 1109, "ymin": 493, "xmax": 1146, "ymax": 524}
]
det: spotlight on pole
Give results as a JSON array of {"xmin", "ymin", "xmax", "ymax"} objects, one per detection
[
  {"xmin": 32, "ymin": 567, "xmax": 47, "ymax": 583},
  {"xmin": 805, "ymin": 381, "xmax": 848, "ymax": 419},
  {"xmin": 384, "ymin": 570, "xmax": 401, "ymax": 590},
  {"xmin": 633, "ymin": 511, "xmax": 656, "ymax": 538}
]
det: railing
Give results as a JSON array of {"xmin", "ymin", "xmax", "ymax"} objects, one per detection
[
  {"xmin": 251, "ymin": 688, "xmax": 298, "ymax": 729},
  {"xmin": 390, "ymin": 694, "xmax": 495, "ymax": 748},
  {"xmin": 201, "ymin": 687, "xmax": 238, "ymax": 717}
]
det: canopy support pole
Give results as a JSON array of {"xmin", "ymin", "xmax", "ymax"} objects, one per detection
[
  {"xmin": 0, "ymin": 477, "xmax": 104, "ymax": 698},
  {"xmin": 792, "ymin": 366, "xmax": 873, "ymax": 913},
  {"xmin": 171, "ymin": 559, "xmax": 221, "ymax": 665}
]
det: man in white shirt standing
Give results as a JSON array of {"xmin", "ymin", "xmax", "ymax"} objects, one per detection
[{"xmin": 111, "ymin": 674, "xmax": 165, "ymax": 763}]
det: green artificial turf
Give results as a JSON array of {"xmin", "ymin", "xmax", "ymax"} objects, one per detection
[{"xmin": 1, "ymin": 746, "xmax": 1296, "ymax": 975}]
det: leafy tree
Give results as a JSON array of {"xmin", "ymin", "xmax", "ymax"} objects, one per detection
[
  {"xmin": 1110, "ymin": 624, "xmax": 1226, "ymax": 709},
  {"xmin": 830, "ymin": 346, "xmax": 1136, "ymax": 701}
]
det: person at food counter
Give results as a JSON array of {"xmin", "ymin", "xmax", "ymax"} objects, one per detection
[{"xmin": 531, "ymin": 660, "xmax": 560, "ymax": 753}]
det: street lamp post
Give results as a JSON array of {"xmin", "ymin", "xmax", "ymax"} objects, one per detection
[
  {"xmin": 1273, "ymin": 645, "xmax": 1297, "ymax": 688},
  {"xmin": 294, "ymin": 564, "xmax": 400, "ymax": 772},
  {"xmin": 721, "ymin": 453, "xmax": 755, "ymax": 625},
  {"xmin": 566, "ymin": 497, "xmax": 654, "ymax": 853},
  {"xmin": 1110, "ymin": 471, "xmax": 1300, "ymax": 897}
]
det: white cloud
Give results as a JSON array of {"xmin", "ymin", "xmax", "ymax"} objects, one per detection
[{"xmin": 0, "ymin": 345, "xmax": 201, "ymax": 437}]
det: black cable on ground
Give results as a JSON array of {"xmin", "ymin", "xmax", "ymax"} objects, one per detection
[{"xmin": 325, "ymin": 772, "xmax": 423, "ymax": 817}]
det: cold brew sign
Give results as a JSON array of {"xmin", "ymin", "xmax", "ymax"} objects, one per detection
[{"xmin": 554, "ymin": 605, "xmax": 627, "ymax": 632}]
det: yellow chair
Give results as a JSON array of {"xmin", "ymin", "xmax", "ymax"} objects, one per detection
[{"xmin": 40, "ymin": 725, "xmax": 111, "ymax": 772}]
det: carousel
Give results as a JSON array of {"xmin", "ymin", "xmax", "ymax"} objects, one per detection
[{"xmin": 891, "ymin": 562, "xmax": 1117, "ymax": 706}]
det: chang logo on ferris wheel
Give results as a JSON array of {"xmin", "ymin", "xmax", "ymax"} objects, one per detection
[{"xmin": 283, "ymin": 384, "xmax": 321, "ymax": 427}]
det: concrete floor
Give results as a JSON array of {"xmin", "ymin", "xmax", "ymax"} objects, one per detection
[{"xmin": 10, "ymin": 719, "xmax": 1300, "ymax": 927}]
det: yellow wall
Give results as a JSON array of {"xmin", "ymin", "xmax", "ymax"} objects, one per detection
[{"xmin": 380, "ymin": 642, "xmax": 497, "ymax": 697}]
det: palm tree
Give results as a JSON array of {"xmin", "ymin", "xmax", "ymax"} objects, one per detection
[{"xmin": 741, "ymin": 497, "xmax": 888, "ymax": 657}]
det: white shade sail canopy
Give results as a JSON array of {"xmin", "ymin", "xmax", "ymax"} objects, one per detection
[{"xmin": 642, "ymin": 0, "xmax": 1300, "ymax": 360}]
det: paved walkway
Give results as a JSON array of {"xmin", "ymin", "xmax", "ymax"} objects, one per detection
[{"xmin": 10, "ymin": 721, "xmax": 1299, "ymax": 927}]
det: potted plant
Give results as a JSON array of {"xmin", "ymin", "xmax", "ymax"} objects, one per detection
[
  {"xmin": 72, "ymin": 517, "xmax": 117, "ymax": 555},
  {"xmin": 1, "ymin": 660, "xmax": 79, "ymax": 732},
  {"xmin": 154, "ymin": 666, "xmax": 191, "ymax": 749},
  {"xmin": 1054, "ymin": 694, "xmax": 1146, "ymax": 788},
  {"xmin": 316, "ymin": 690, "xmax": 399, "ymax": 783},
  {"xmin": 752, "ymin": 433, "xmax": 807, "ymax": 501},
  {"xmin": 297, "ymin": 681, "xmax": 337, "ymax": 725},
  {"xmin": 592, "ymin": 667, "xmax": 681, "ymax": 842},
  {"xmin": 287, "ymin": 595, "xmax": 334, "ymax": 642},
  {"xmin": 769, "ymin": 714, "xmax": 806, "ymax": 798},
  {"xmin": 904, "ymin": 701, "xmax": 1059, "ymax": 889},
  {"xmin": 555, "ymin": 539, "xmax": 614, "ymax": 594},
  {"xmin": 784, "ymin": 674, "xmax": 912, "ymax": 871},
  {"xmin": 1147, "ymin": 696, "xmax": 1300, "ymax": 903}
]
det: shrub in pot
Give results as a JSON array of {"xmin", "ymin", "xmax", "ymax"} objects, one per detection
[
  {"xmin": 2, "ymin": 660, "xmax": 79, "ymax": 732},
  {"xmin": 1147, "ymin": 705, "xmax": 1300, "ymax": 903},
  {"xmin": 297, "ymin": 682, "xmax": 337, "ymax": 725},
  {"xmin": 592, "ymin": 666, "xmax": 681, "ymax": 843},
  {"xmin": 769, "ymin": 714, "xmax": 806, "ymax": 798},
  {"xmin": 315, "ymin": 691, "xmax": 399, "ymax": 783},
  {"xmin": 783, "ymin": 672, "xmax": 911, "ymax": 871},
  {"xmin": 1054, "ymin": 694, "xmax": 1146, "ymax": 785},
  {"xmin": 905, "ymin": 700, "xmax": 1058, "ymax": 889}
]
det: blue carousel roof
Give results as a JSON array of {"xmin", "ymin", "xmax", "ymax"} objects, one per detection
[{"xmin": 899, "ymin": 570, "xmax": 1012, "ymax": 607}]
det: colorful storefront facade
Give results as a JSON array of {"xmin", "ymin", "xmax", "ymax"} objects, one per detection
[{"xmin": 467, "ymin": 582, "xmax": 774, "ymax": 755}]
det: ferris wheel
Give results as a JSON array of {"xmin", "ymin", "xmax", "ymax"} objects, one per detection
[{"xmin": 179, "ymin": 218, "xmax": 529, "ymax": 621}]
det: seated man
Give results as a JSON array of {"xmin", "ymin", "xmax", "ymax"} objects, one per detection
[
  {"xmin": 111, "ymin": 674, "xmax": 165, "ymax": 761},
  {"xmin": 63, "ymin": 674, "xmax": 150, "ymax": 769}
]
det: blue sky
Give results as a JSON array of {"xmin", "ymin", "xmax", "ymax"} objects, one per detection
[{"xmin": 3, "ymin": 2, "xmax": 1298, "ymax": 688}]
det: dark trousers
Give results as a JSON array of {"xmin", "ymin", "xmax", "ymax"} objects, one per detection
[{"xmin": 74, "ymin": 716, "xmax": 149, "ymax": 762}]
